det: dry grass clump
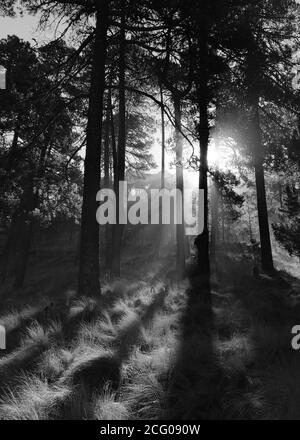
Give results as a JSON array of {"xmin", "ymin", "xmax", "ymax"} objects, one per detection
[
  {"xmin": 94, "ymin": 388, "xmax": 130, "ymax": 420},
  {"xmin": 0, "ymin": 374, "xmax": 70, "ymax": 420},
  {"xmin": 37, "ymin": 347, "xmax": 74, "ymax": 382},
  {"xmin": 76, "ymin": 314, "xmax": 117, "ymax": 346},
  {"xmin": 22, "ymin": 320, "xmax": 62, "ymax": 347},
  {"xmin": 122, "ymin": 367, "xmax": 166, "ymax": 419},
  {"xmin": 68, "ymin": 297, "xmax": 100, "ymax": 321}
]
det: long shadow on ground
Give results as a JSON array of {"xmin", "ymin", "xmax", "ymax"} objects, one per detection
[{"xmin": 164, "ymin": 272, "xmax": 224, "ymax": 420}]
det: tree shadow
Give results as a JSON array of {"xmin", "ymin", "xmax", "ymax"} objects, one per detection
[
  {"xmin": 0, "ymin": 305, "xmax": 53, "ymax": 357},
  {"xmin": 164, "ymin": 273, "xmax": 225, "ymax": 419},
  {"xmin": 0, "ymin": 342, "xmax": 49, "ymax": 399},
  {"xmin": 52, "ymin": 286, "xmax": 169, "ymax": 419}
]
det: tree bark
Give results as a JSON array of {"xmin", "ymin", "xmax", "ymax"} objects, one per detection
[
  {"xmin": 104, "ymin": 103, "xmax": 113, "ymax": 269},
  {"xmin": 157, "ymin": 84, "xmax": 166, "ymax": 257},
  {"xmin": 251, "ymin": 99, "xmax": 274, "ymax": 273},
  {"xmin": 111, "ymin": 2, "xmax": 126, "ymax": 277},
  {"xmin": 104, "ymin": 106, "xmax": 110, "ymax": 189},
  {"xmin": 160, "ymin": 84, "xmax": 165, "ymax": 189},
  {"xmin": 78, "ymin": 0, "xmax": 109, "ymax": 295},
  {"xmin": 194, "ymin": 35, "xmax": 210, "ymax": 280},
  {"xmin": 173, "ymin": 92, "xmax": 185, "ymax": 280}
]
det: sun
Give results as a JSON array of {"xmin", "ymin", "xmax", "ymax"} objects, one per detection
[{"xmin": 207, "ymin": 138, "xmax": 231, "ymax": 170}]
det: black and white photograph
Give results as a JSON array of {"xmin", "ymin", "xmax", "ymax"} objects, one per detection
[{"xmin": 0, "ymin": 0, "xmax": 300, "ymax": 425}]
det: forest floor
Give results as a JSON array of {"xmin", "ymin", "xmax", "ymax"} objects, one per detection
[{"xmin": 0, "ymin": 244, "xmax": 300, "ymax": 420}]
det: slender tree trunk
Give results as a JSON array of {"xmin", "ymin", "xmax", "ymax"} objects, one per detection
[
  {"xmin": 251, "ymin": 99, "xmax": 274, "ymax": 273},
  {"xmin": 210, "ymin": 179, "xmax": 219, "ymax": 262},
  {"xmin": 78, "ymin": 1, "xmax": 109, "ymax": 295},
  {"xmin": 194, "ymin": 32, "xmax": 210, "ymax": 282},
  {"xmin": 160, "ymin": 84, "xmax": 165, "ymax": 189},
  {"xmin": 107, "ymin": 86, "xmax": 118, "ymax": 272},
  {"xmin": 195, "ymin": 99, "xmax": 210, "ymax": 277},
  {"xmin": 173, "ymin": 92, "xmax": 185, "ymax": 279},
  {"xmin": 109, "ymin": 88, "xmax": 118, "ymax": 186},
  {"xmin": 157, "ymin": 84, "xmax": 166, "ymax": 257},
  {"xmin": 112, "ymin": 2, "xmax": 126, "ymax": 277},
  {"xmin": 104, "ymin": 109, "xmax": 110, "ymax": 189},
  {"xmin": 195, "ymin": 89, "xmax": 210, "ymax": 277},
  {"xmin": 104, "ymin": 104, "xmax": 113, "ymax": 269}
]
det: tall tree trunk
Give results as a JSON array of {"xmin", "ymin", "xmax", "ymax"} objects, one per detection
[
  {"xmin": 160, "ymin": 84, "xmax": 165, "ymax": 189},
  {"xmin": 104, "ymin": 108, "xmax": 110, "ymax": 189},
  {"xmin": 194, "ymin": 35, "xmax": 210, "ymax": 280},
  {"xmin": 107, "ymin": 87, "xmax": 118, "ymax": 272},
  {"xmin": 247, "ymin": 204, "xmax": 253, "ymax": 242},
  {"xmin": 104, "ymin": 104, "xmax": 113, "ymax": 269},
  {"xmin": 157, "ymin": 84, "xmax": 166, "ymax": 257},
  {"xmin": 78, "ymin": 1, "xmax": 109, "ymax": 295},
  {"xmin": 112, "ymin": 2, "xmax": 126, "ymax": 277},
  {"xmin": 195, "ymin": 97, "xmax": 210, "ymax": 277},
  {"xmin": 109, "ymin": 87, "xmax": 118, "ymax": 186},
  {"xmin": 173, "ymin": 92, "xmax": 185, "ymax": 280},
  {"xmin": 251, "ymin": 99, "xmax": 274, "ymax": 273}
]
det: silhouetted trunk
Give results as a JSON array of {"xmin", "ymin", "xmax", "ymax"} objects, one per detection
[
  {"xmin": 173, "ymin": 92, "xmax": 185, "ymax": 279},
  {"xmin": 106, "ymin": 86, "xmax": 118, "ymax": 271},
  {"xmin": 112, "ymin": 3, "xmax": 126, "ymax": 277},
  {"xmin": 109, "ymin": 87, "xmax": 118, "ymax": 186},
  {"xmin": 251, "ymin": 99, "xmax": 274, "ymax": 273},
  {"xmin": 194, "ymin": 35, "xmax": 210, "ymax": 280},
  {"xmin": 103, "ymin": 103, "xmax": 114, "ymax": 269},
  {"xmin": 157, "ymin": 84, "xmax": 166, "ymax": 257},
  {"xmin": 78, "ymin": 1, "xmax": 109, "ymax": 295},
  {"xmin": 104, "ymin": 109, "xmax": 110, "ymax": 189},
  {"xmin": 160, "ymin": 84, "xmax": 165, "ymax": 189},
  {"xmin": 247, "ymin": 204, "xmax": 253, "ymax": 242}
]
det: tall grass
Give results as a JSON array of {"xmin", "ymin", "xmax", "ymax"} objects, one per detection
[{"xmin": 0, "ymin": 252, "xmax": 299, "ymax": 420}]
